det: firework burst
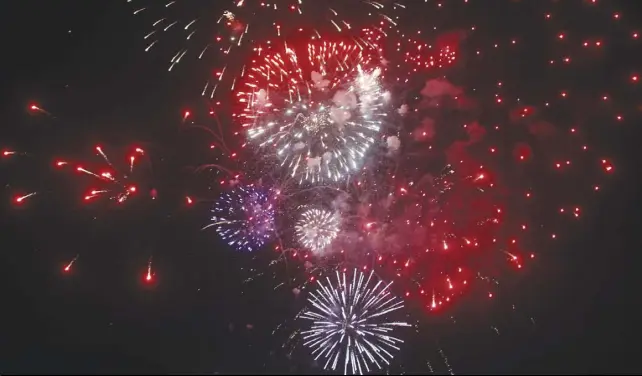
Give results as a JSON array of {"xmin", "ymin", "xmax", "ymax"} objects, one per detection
[
  {"xmin": 295, "ymin": 207, "xmax": 341, "ymax": 254},
  {"xmin": 301, "ymin": 269, "xmax": 410, "ymax": 375},
  {"xmin": 239, "ymin": 39, "xmax": 387, "ymax": 184},
  {"xmin": 55, "ymin": 145, "xmax": 151, "ymax": 204},
  {"xmin": 204, "ymin": 184, "xmax": 276, "ymax": 252}
]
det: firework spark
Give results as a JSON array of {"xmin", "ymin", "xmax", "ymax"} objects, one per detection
[
  {"xmin": 204, "ymin": 185, "xmax": 276, "ymax": 252},
  {"xmin": 301, "ymin": 269, "xmax": 410, "ymax": 375}
]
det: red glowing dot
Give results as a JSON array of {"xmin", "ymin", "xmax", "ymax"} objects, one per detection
[
  {"xmin": 186, "ymin": 196, "xmax": 193, "ymax": 205},
  {"xmin": 488, "ymin": 293, "xmax": 493, "ymax": 298},
  {"xmin": 632, "ymin": 75, "xmax": 639, "ymax": 82},
  {"xmin": 129, "ymin": 186, "xmax": 137, "ymax": 192}
]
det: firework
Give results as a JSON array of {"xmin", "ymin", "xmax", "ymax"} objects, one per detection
[
  {"xmin": 127, "ymin": 0, "xmax": 402, "ymax": 96},
  {"xmin": 56, "ymin": 145, "xmax": 151, "ymax": 204},
  {"xmin": 295, "ymin": 207, "xmax": 341, "ymax": 254},
  {"xmin": 301, "ymin": 269, "xmax": 409, "ymax": 375},
  {"xmin": 3, "ymin": 101, "xmax": 191, "ymax": 280},
  {"xmin": 204, "ymin": 185, "xmax": 276, "ymax": 252},
  {"xmin": 239, "ymin": 39, "xmax": 387, "ymax": 184},
  {"xmin": 357, "ymin": 165, "xmax": 505, "ymax": 308}
]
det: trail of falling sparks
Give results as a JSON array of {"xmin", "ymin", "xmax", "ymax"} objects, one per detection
[
  {"xmin": 438, "ymin": 347, "xmax": 454, "ymax": 375},
  {"xmin": 301, "ymin": 269, "xmax": 410, "ymax": 375}
]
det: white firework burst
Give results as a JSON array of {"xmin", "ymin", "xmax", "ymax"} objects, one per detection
[
  {"xmin": 295, "ymin": 208, "xmax": 341, "ymax": 253},
  {"xmin": 301, "ymin": 269, "xmax": 410, "ymax": 375},
  {"xmin": 240, "ymin": 40, "xmax": 387, "ymax": 184}
]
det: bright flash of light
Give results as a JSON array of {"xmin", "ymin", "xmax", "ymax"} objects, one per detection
[
  {"xmin": 240, "ymin": 40, "xmax": 387, "ymax": 184},
  {"xmin": 295, "ymin": 207, "xmax": 340, "ymax": 253},
  {"xmin": 203, "ymin": 185, "xmax": 276, "ymax": 252},
  {"xmin": 301, "ymin": 269, "xmax": 410, "ymax": 375}
]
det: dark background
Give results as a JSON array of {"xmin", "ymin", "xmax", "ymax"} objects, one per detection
[{"xmin": 1, "ymin": 0, "xmax": 641, "ymax": 374}]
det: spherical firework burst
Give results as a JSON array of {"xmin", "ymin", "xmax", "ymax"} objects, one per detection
[
  {"xmin": 301, "ymin": 269, "xmax": 410, "ymax": 375},
  {"xmin": 204, "ymin": 185, "xmax": 276, "ymax": 252},
  {"xmin": 239, "ymin": 39, "xmax": 387, "ymax": 183},
  {"xmin": 127, "ymin": 0, "xmax": 402, "ymax": 97},
  {"xmin": 295, "ymin": 207, "xmax": 341, "ymax": 253}
]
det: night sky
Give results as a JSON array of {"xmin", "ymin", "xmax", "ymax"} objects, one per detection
[{"xmin": 1, "ymin": 1, "xmax": 641, "ymax": 374}]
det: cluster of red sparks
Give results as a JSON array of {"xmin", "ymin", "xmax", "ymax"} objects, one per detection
[
  {"xmin": 3, "ymin": 105, "xmax": 202, "ymax": 283},
  {"xmin": 217, "ymin": 1, "xmax": 627, "ymax": 314},
  {"xmin": 3, "ymin": 1, "xmax": 634, "ymax": 314}
]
